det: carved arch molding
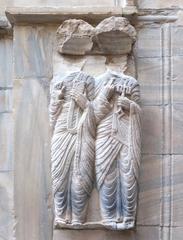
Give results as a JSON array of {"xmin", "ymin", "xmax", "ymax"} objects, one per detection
[{"xmin": 49, "ymin": 16, "xmax": 142, "ymax": 231}]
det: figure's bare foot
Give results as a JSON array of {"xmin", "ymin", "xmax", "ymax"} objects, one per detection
[
  {"xmin": 116, "ymin": 217, "xmax": 135, "ymax": 230},
  {"xmin": 72, "ymin": 220, "xmax": 82, "ymax": 226},
  {"xmin": 55, "ymin": 217, "xmax": 67, "ymax": 226},
  {"xmin": 102, "ymin": 221, "xmax": 117, "ymax": 230}
]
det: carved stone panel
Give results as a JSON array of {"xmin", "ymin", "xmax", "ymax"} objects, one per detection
[{"xmin": 50, "ymin": 17, "xmax": 141, "ymax": 231}]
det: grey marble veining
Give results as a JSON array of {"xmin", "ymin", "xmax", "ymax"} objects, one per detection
[
  {"xmin": 0, "ymin": 172, "xmax": 14, "ymax": 240},
  {"xmin": 14, "ymin": 78, "xmax": 53, "ymax": 240},
  {"xmin": 0, "ymin": 89, "xmax": 12, "ymax": 113},
  {"xmin": 0, "ymin": 113, "xmax": 13, "ymax": 171},
  {"xmin": 3, "ymin": 5, "xmax": 183, "ymax": 240},
  {"xmin": 14, "ymin": 26, "xmax": 54, "ymax": 79},
  {"xmin": 0, "ymin": 37, "xmax": 13, "ymax": 88}
]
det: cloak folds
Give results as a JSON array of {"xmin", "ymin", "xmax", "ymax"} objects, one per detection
[{"xmin": 49, "ymin": 71, "xmax": 96, "ymax": 224}]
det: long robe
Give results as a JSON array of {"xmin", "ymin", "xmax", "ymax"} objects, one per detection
[
  {"xmin": 94, "ymin": 71, "xmax": 141, "ymax": 227},
  {"xmin": 49, "ymin": 71, "xmax": 96, "ymax": 224}
]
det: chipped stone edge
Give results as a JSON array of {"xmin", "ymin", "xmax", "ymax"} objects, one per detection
[
  {"xmin": 0, "ymin": 16, "xmax": 12, "ymax": 35},
  {"xmin": 54, "ymin": 221, "xmax": 135, "ymax": 230},
  {"xmin": 5, "ymin": 6, "xmax": 137, "ymax": 25},
  {"xmin": 5, "ymin": 6, "xmax": 180, "ymax": 26},
  {"xmin": 137, "ymin": 8, "xmax": 179, "ymax": 24}
]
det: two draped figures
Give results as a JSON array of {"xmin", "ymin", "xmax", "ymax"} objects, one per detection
[{"xmin": 49, "ymin": 69, "xmax": 141, "ymax": 230}]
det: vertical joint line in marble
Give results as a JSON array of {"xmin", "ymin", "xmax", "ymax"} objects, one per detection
[
  {"xmin": 160, "ymin": 23, "xmax": 173, "ymax": 240},
  {"xmin": 169, "ymin": 23, "xmax": 173, "ymax": 235}
]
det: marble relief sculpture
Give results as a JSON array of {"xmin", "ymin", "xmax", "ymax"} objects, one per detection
[
  {"xmin": 49, "ymin": 16, "xmax": 141, "ymax": 230},
  {"xmin": 49, "ymin": 71, "xmax": 96, "ymax": 225},
  {"xmin": 49, "ymin": 69, "xmax": 141, "ymax": 230},
  {"xmin": 94, "ymin": 70, "xmax": 141, "ymax": 230}
]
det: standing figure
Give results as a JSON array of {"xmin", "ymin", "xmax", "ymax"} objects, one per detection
[
  {"xmin": 49, "ymin": 71, "xmax": 96, "ymax": 226},
  {"xmin": 94, "ymin": 69, "xmax": 141, "ymax": 230}
]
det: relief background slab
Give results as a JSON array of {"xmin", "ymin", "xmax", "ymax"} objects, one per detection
[{"xmin": 1, "ymin": 2, "xmax": 183, "ymax": 239}]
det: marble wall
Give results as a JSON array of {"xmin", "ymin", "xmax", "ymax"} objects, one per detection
[
  {"xmin": 1, "ymin": 0, "xmax": 183, "ymax": 240},
  {"xmin": 0, "ymin": 0, "xmax": 125, "ymax": 14},
  {"xmin": 13, "ymin": 25, "xmax": 54, "ymax": 240},
  {"xmin": 0, "ymin": 35, "xmax": 14, "ymax": 240}
]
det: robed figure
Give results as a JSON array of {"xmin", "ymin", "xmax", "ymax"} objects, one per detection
[
  {"xmin": 94, "ymin": 70, "xmax": 141, "ymax": 230},
  {"xmin": 49, "ymin": 71, "xmax": 96, "ymax": 225}
]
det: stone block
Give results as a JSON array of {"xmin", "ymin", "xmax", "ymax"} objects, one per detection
[
  {"xmin": 135, "ymin": 27, "xmax": 161, "ymax": 58},
  {"xmin": 0, "ymin": 0, "xmax": 11, "ymax": 15},
  {"xmin": 141, "ymin": 106, "xmax": 163, "ymax": 154},
  {"xmin": 0, "ymin": 113, "xmax": 13, "ymax": 171},
  {"xmin": 0, "ymin": 89, "xmax": 12, "ymax": 112},
  {"xmin": 14, "ymin": 78, "xmax": 53, "ymax": 240},
  {"xmin": 172, "ymin": 105, "xmax": 183, "ymax": 154},
  {"xmin": 0, "ymin": 37, "xmax": 13, "ymax": 88},
  {"xmin": 14, "ymin": 25, "xmax": 54, "ymax": 79},
  {"xmin": 172, "ymin": 227, "xmax": 183, "ymax": 239},
  {"xmin": 138, "ymin": 0, "xmax": 183, "ymax": 9},
  {"xmin": 137, "ymin": 155, "xmax": 161, "ymax": 226},
  {"xmin": 0, "ymin": 172, "xmax": 14, "ymax": 240},
  {"xmin": 172, "ymin": 155, "xmax": 183, "ymax": 226},
  {"xmin": 137, "ymin": 57, "xmax": 162, "ymax": 106},
  {"xmin": 53, "ymin": 226, "xmax": 159, "ymax": 240},
  {"xmin": 172, "ymin": 27, "xmax": 183, "ymax": 57},
  {"xmin": 12, "ymin": 0, "xmax": 116, "ymax": 7},
  {"xmin": 172, "ymin": 56, "xmax": 183, "ymax": 104}
]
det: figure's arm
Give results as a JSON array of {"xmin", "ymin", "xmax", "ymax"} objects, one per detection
[
  {"xmin": 117, "ymin": 83, "xmax": 141, "ymax": 114},
  {"xmin": 49, "ymin": 83, "xmax": 65, "ymax": 131},
  {"xmin": 93, "ymin": 85, "xmax": 114, "ymax": 124},
  {"xmin": 71, "ymin": 75, "xmax": 95, "ymax": 110}
]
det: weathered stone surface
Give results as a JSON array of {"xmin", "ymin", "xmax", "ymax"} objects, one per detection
[
  {"xmin": 0, "ymin": 0, "xmax": 11, "ymax": 15},
  {"xmin": 53, "ymin": 226, "xmax": 159, "ymax": 240},
  {"xmin": 172, "ymin": 56, "xmax": 183, "ymax": 103},
  {"xmin": 0, "ymin": 37, "xmax": 12, "ymax": 87},
  {"xmin": 0, "ymin": 172, "xmax": 14, "ymax": 240},
  {"xmin": 138, "ymin": 0, "xmax": 183, "ymax": 9},
  {"xmin": 0, "ymin": 114, "xmax": 13, "ymax": 171},
  {"xmin": 53, "ymin": 54, "xmax": 128, "ymax": 79},
  {"xmin": 141, "ymin": 106, "xmax": 163, "ymax": 154},
  {"xmin": 56, "ymin": 19, "xmax": 94, "ymax": 55},
  {"xmin": 135, "ymin": 26, "xmax": 161, "ymax": 58},
  {"xmin": 5, "ymin": 0, "xmax": 135, "ymax": 9},
  {"xmin": 137, "ymin": 57, "xmax": 162, "ymax": 106},
  {"xmin": 172, "ymin": 105, "xmax": 183, "ymax": 154},
  {"xmin": 5, "ymin": 7, "xmax": 122, "ymax": 25},
  {"xmin": 0, "ymin": 89, "xmax": 12, "ymax": 112},
  {"xmin": 14, "ymin": 78, "xmax": 53, "ymax": 240},
  {"xmin": 172, "ymin": 227, "xmax": 183, "ymax": 239},
  {"xmin": 14, "ymin": 25, "xmax": 53, "ymax": 78},
  {"xmin": 55, "ymin": 17, "xmax": 136, "ymax": 55},
  {"xmin": 5, "ymin": 7, "xmax": 183, "ymax": 240},
  {"xmin": 105, "ymin": 55, "xmax": 128, "ymax": 72},
  {"xmin": 172, "ymin": 27, "xmax": 183, "ymax": 56},
  {"xmin": 176, "ymin": 11, "xmax": 183, "ymax": 26},
  {"xmin": 137, "ymin": 155, "xmax": 161, "ymax": 225},
  {"xmin": 12, "ymin": 0, "xmax": 116, "ymax": 7},
  {"xmin": 94, "ymin": 16, "xmax": 136, "ymax": 55},
  {"xmin": 81, "ymin": 56, "xmax": 108, "ymax": 76},
  {"xmin": 172, "ymin": 155, "xmax": 183, "ymax": 226}
]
